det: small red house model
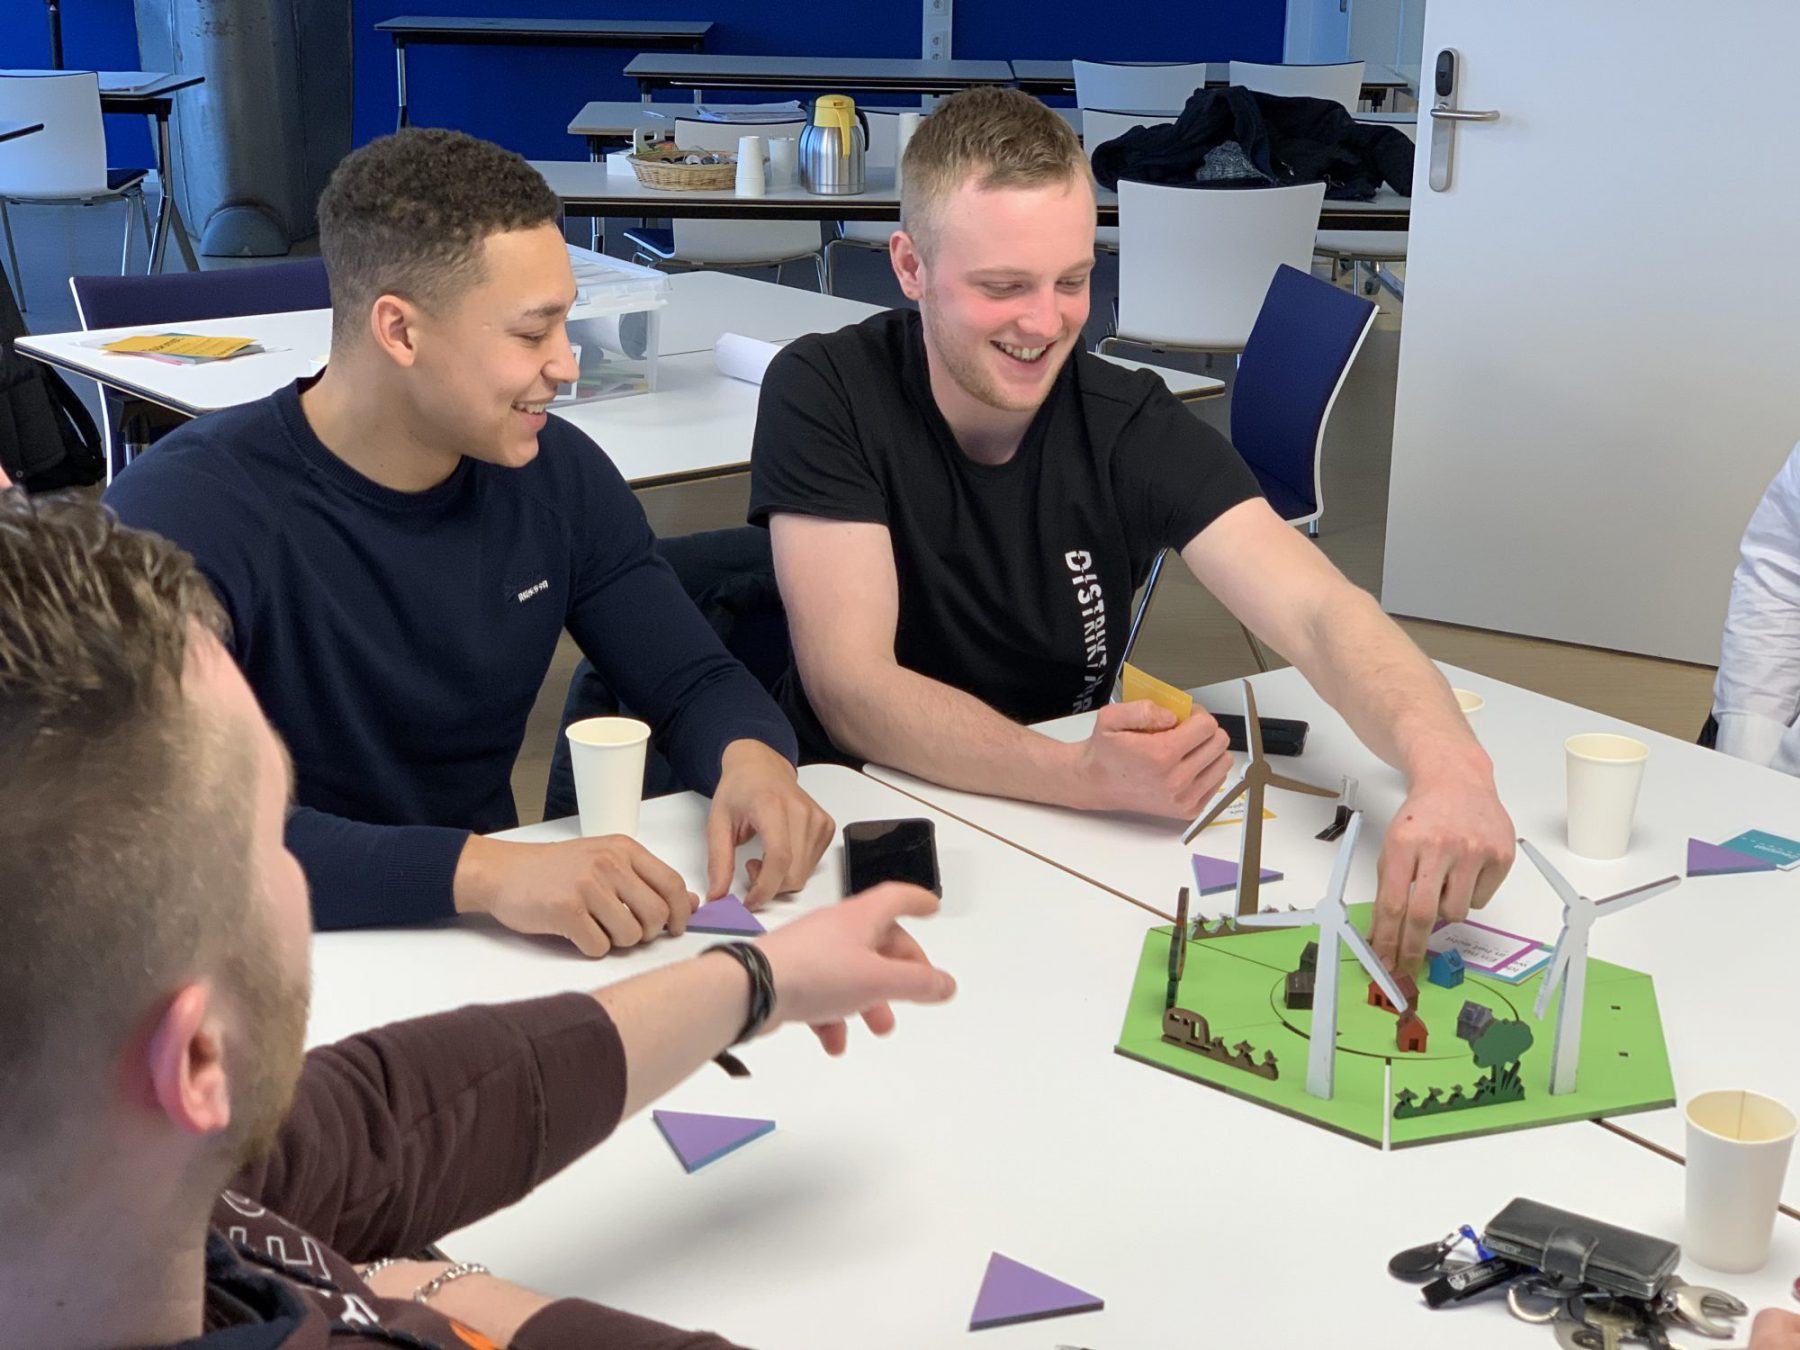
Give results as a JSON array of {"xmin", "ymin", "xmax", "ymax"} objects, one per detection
[
  {"xmin": 1396, "ymin": 1012, "xmax": 1429, "ymax": 1053},
  {"xmin": 1366, "ymin": 973, "xmax": 1419, "ymax": 1014}
]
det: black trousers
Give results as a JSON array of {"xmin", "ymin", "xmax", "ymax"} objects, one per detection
[{"xmin": 543, "ymin": 527, "xmax": 788, "ymax": 821}]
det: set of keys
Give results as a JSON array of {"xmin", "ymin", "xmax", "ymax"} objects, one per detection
[{"xmin": 1390, "ymin": 1230, "xmax": 1751, "ymax": 1346}]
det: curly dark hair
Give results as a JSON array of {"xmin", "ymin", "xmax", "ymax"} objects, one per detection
[{"xmin": 317, "ymin": 127, "xmax": 563, "ymax": 344}]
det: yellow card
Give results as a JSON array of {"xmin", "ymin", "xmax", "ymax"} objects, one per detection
[
  {"xmin": 1120, "ymin": 662, "xmax": 1193, "ymax": 723},
  {"xmin": 1198, "ymin": 793, "xmax": 1276, "ymax": 828},
  {"xmin": 102, "ymin": 333, "xmax": 257, "ymax": 360}
]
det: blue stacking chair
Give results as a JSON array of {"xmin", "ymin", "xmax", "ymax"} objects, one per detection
[
  {"xmin": 1117, "ymin": 265, "xmax": 1377, "ymax": 673},
  {"xmin": 69, "ymin": 258, "xmax": 329, "ymax": 478}
]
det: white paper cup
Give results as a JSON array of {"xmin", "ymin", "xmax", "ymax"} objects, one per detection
[
  {"xmin": 1684, "ymin": 1089, "xmax": 1798, "ymax": 1272},
  {"xmin": 1453, "ymin": 688, "xmax": 1485, "ymax": 721},
  {"xmin": 566, "ymin": 716, "xmax": 650, "ymax": 838},
  {"xmin": 767, "ymin": 136, "xmax": 798, "ymax": 188},
  {"xmin": 734, "ymin": 135, "xmax": 765, "ymax": 197},
  {"xmin": 1564, "ymin": 732, "xmax": 1648, "ymax": 859}
]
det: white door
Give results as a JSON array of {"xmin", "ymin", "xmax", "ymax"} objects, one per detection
[{"xmin": 1382, "ymin": 1, "xmax": 1800, "ymax": 664}]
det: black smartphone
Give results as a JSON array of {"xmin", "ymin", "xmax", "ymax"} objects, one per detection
[
  {"xmin": 1211, "ymin": 712, "xmax": 1309, "ymax": 757},
  {"xmin": 842, "ymin": 818, "xmax": 941, "ymax": 897}
]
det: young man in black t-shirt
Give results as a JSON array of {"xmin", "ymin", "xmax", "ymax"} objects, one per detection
[{"xmin": 750, "ymin": 87, "xmax": 1515, "ymax": 972}]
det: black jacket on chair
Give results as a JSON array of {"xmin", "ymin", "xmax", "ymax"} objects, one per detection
[
  {"xmin": 0, "ymin": 278, "xmax": 103, "ymax": 490},
  {"xmin": 1089, "ymin": 86, "xmax": 1414, "ymax": 201}
]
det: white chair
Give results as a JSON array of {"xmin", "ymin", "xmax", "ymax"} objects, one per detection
[
  {"xmin": 1099, "ymin": 180, "xmax": 1326, "ymax": 355},
  {"xmin": 1227, "ymin": 60, "xmax": 1365, "ymax": 112},
  {"xmin": 1313, "ymin": 118, "xmax": 1416, "ymax": 297},
  {"xmin": 621, "ymin": 118, "xmax": 826, "ymax": 292},
  {"xmin": 824, "ymin": 108, "xmax": 908, "ymax": 292},
  {"xmin": 1080, "ymin": 108, "xmax": 1176, "ymax": 253},
  {"xmin": 0, "ymin": 71, "xmax": 152, "ymax": 311},
  {"xmin": 1072, "ymin": 60, "xmax": 1211, "ymax": 115}
]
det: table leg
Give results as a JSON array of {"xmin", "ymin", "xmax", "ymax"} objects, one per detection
[
  {"xmin": 396, "ymin": 40, "xmax": 410, "ymax": 129},
  {"xmin": 149, "ymin": 110, "xmax": 199, "ymax": 274}
]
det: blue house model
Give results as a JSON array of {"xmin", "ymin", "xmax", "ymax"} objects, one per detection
[{"xmin": 1427, "ymin": 949, "xmax": 1466, "ymax": 989}]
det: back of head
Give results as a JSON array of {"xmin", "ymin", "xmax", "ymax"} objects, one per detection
[
  {"xmin": 0, "ymin": 496, "xmax": 251, "ymax": 1195},
  {"xmin": 900, "ymin": 86, "xmax": 1088, "ymax": 257},
  {"xmin": 318, "ymin": 127, "xmax": 563, "ymax": 346}
]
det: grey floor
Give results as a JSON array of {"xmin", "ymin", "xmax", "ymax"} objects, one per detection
[{"xmin": 6, "ymin": 192, "xmax": 1721, "ymax": 826}]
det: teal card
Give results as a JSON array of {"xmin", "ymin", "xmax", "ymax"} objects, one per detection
[{"xmin": 1722, "ymin": 830, "xmax": 1800, "ymax": 869}]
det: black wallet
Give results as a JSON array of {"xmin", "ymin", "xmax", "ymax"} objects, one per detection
[
  {"xmin": 1482, "ymin": 1198, "xmax": 1680, "ymax": 1300},
  {"xmin": 1212, "ymin": 712, "xmax": 1308, "ymax": 757}
]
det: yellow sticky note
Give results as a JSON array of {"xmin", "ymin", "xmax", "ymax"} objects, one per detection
[
  {"xmin": 103, "ymin": 332, "xmax": 257, "ymax": 360},
  {"xmin": 1200, "ymin": 791, "xmax": 1276, "ymax": 828},
  {"xmin": 1120, "ymin": 662, "xmax": 1193, "ymax": 723}
]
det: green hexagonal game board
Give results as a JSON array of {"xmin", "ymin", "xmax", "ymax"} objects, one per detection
[{"xmin": 1115, "ymin": 903, "xmax": 1673, "ymax": 1148}]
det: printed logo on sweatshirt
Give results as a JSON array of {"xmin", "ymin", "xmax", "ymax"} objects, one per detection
[
  {"xmin": 1064, "ymin": 548, "xmax": 1109, "ymax": 713},
  {"xmin": 516, "ymin": 578, "xmax": 549, "ymax": 604}
]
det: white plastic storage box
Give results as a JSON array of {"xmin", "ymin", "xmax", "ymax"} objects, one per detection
[{"xmin": 555, "ymin": 244, "xmax": 669, "ymax": 405}]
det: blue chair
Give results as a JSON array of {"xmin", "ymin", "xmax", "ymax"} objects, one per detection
[
  {"xmin": 1117, "ymin": 265, "xmax": 1377, "ymax": 673},
  {"xmin": 69, "ymin": 258, "xmax": 329, "ymax": 478}
]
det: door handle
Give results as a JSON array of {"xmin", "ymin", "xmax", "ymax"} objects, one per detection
[{"xmin": 1430, "ymin": 107, "xmax": 1500, "ymax": 122}]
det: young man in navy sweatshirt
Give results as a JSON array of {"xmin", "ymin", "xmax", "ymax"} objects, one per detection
[
  {"xmin": 0, "ymin": 495, "xmax": 955, "ymax": 1348},
  {"xmin": 108, "ymin": 129, "xmax": 832, "ymax": 956}
]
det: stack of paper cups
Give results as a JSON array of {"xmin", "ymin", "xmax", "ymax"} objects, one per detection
[
  {"xmin": 735, "ymin": 134, "xmax": 765, "ymax": 198},
  {"xmin": 895, "ymin": 112, "xmax": 921, "ymax": 194}
]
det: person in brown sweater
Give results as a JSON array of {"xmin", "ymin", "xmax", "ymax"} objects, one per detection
[{"xmin": 0, "ymin": 494, "xmax": 957, "ymax": 1349}]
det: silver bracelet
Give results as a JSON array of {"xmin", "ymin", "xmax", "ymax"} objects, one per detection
[
  {"xmin": 357, "ymin": 1257, "xmax": 404, "ymax": 1281},
  {"xmin": 413, "ymin": 1259, "xmax": 490, "ymax": 1304}
]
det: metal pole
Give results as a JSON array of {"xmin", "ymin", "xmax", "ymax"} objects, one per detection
[{"xmin": 46, "ymin": 0, "xmax": 65, "ymax": 68}]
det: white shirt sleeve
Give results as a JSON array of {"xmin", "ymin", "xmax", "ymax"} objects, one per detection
[{"xmin": 1713, "ymin": 441, "xmax": 1800, "ymax": 773}]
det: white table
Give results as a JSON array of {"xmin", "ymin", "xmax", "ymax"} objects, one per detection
[
  {"xmin": 308, "ymin": 765, "xmax": 1790, "ymax": 1347},
  {"xmin": 869, "ymin": 664, "xmax": 1800, "ymax": 1206},
  {"xmin": 533, "ymin": 158, "xmax": 1411, "ymax": 232},
  {"xmin": 16, "ymin": 272, "xmax": 1219, "ymax": 486}
]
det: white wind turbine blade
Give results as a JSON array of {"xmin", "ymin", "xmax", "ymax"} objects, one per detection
[
  {"xmin": 1594, "ymin": 875, "xmax": 1681, "ymax": 918},
  {"xmin": 1341, "ymin": 925, "xmax": 1408, "ymax": 1015},
  {"xmin": 1517, "ymin": 837, "xmax": 1581, "ymax": 909},
  {"xmin": 1241, "ymin": 679, "xmax": 1263, "ymax": 762},
  {"xmin": 1324, "ymin": 810, "xmax": 1363, "ymax": 906},
  {"xmin": 1533, "ymin": 928, "xmax": 1574, "ymax": 1020}
]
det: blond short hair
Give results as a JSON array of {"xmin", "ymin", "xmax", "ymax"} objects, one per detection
[{"xmin": 900, "ymin": 86, "xmax": 1088, "ymax": 256}]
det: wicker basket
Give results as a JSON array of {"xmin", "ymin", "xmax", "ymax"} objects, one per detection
[{"xmin": 629, "ymin": 146, "xmax": 737, "ymax": 191}]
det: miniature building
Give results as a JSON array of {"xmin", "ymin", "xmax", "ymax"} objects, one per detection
[
  {"xmin": 1298, "ymin": 940, "xmax": 1319, "ymax": 973},
  {"xmin": 1366, "ymin": 973, "xmax": 1419, "ymax": 1014},
  {"xmin": 1284, "ymin": 968, "xmax": 1315, "ymax": 1010},
  {"xmin": 1396, "ymin": 1012, "xmax": 1429, "ymax": 1053},
  {"xmin": 1456, "ymin": 1001, "xmax": 1495, "ymax": 1043},
  {"xmin": 1427, "ymin": 949, "xmax": 1466, "ymax": 989}
]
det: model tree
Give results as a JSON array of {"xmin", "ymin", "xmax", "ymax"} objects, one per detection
[{"xmin": 1471, "ymin": 1018, "xmax": 1535, "ymax": 1102}]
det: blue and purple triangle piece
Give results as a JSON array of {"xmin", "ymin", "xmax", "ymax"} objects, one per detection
[
  {"xmin": 688, "ymin": 894, "xmax": 766, "ymax": 935},
  {"xmin": 969, "ymin": 1252, "xmax": 1103, "ymax": 1331},
  {"xmin": 653, "ymin": 1109, "xmax": 774, "ymax": 1173},
  {"xmin": 1688, "ymin": 837, "xmax": 1778, "ymax": 877},
  {"xmin": 1191, "ymin": 852, "xmax": 1282, "ymax": 896}
]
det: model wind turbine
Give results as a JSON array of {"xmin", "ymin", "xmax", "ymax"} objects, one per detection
[
  {"xmin": 1517, "ymin": 838, "xmax": 1679, "ymax": 1096},
  {"xmin": 1238, "ymin": 812, "xmax": 1407, "ymax": 1099},
  {"xmin": 1181, "ymin": 680, "xmax": 1336, "ymax": 917}
]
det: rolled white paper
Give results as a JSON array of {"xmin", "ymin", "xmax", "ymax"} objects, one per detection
[{"xmin": 714, "ymin": 332, "xmax": 784, "ymax": 385}]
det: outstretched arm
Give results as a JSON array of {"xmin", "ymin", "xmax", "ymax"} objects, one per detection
[{"xmin": 1182, "ymin": 497, "xmax": 1515, "ymax": 968}]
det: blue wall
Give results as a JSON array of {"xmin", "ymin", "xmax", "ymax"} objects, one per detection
[
  {"xmin": 2, "ymin": 0, "xmax": 1285, "ymax": 164},
  {"xmin": 3, "ymin": 0, "xmax": 151, "ymax": 164}
]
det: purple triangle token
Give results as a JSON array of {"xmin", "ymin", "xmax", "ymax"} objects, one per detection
[
  {"xmin": 969, "ymin": 1252, "xmax": 1103, "ymax": 1331},
  {"xmin": 653, "ymin": 1109, "xmax": 774, "ymax": 1173},
  {"xmin": 688, "ymin": 894, "xmax": 766, "ymax": 935},
  {"xmin": 1191, "ymin": 853, "xmax": 1282, "ymax": 896},
  {"xmin": 1687, "ymin": 838, "xmax": 1778, "ymax": 877}
]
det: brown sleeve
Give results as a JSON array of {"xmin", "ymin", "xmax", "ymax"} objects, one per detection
[
  {"xmin": 227, "ymin": 992, "xmax": 624, "ymax": 1262},
  {"xmin": 514, "ymin": 1299, "xmax": 755, "ymax": 1350}
]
